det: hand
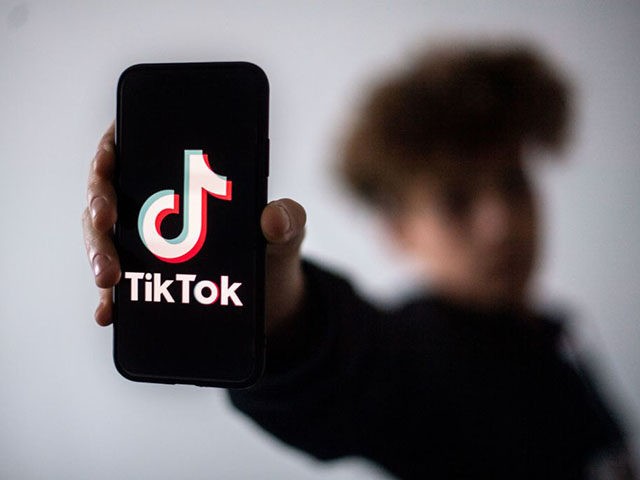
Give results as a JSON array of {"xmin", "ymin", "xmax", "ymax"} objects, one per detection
[{"xmin": 82, "ymin": 123, "xmax": 307, "ymax": 334}]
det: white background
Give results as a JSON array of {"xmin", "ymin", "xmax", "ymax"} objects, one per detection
[{"xmin": 1, "ymin": 1, "xmax": 639, "ymax": 478}]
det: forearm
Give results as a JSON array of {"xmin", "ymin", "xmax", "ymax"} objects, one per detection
[{"xmin": 227, "ymin": 260, "xmax": 381, "ymax": 460}]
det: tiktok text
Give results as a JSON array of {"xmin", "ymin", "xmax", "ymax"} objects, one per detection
[{"xmin": 123, "ymin": 272, "xmax": 243, "ymax": 306}]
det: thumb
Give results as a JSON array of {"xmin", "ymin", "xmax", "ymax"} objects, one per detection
[{"xmin": 261, "ymin": 199, "xmax": 307, "ymax": 329}]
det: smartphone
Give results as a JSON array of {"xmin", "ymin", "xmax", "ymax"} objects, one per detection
[{"xmin": 114, "ymin": 62, "xmax": 268, "ymax": 388}]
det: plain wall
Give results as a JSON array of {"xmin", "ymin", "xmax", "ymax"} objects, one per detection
[{"xmin": 1, "ymin": 1, "xmax": 638, "ymax": 478}]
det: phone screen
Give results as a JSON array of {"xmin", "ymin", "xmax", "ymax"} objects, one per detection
[{"xmin": 114, "ymin": 62, "xmax": 268, "ymax": 387}]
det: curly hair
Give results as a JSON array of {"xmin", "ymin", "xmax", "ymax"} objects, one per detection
[{"xmin": 339, "ymin": 41, "xmax": 571, "ymax": 207}]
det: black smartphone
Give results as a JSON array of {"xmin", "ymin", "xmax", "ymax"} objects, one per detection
[{"xmin": 114, "ymin": 62, "xmax": 268, "ymax": 388}]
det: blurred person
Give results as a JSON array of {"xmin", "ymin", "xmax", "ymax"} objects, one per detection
[{"xmin": 83, "ymin": 41, "xmax": 636, "ymax": 479}]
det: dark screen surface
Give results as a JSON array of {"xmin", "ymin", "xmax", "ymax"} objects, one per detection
[{"xmin": 114, "ymin": 62, "xmax": 268, "ymax": 387}]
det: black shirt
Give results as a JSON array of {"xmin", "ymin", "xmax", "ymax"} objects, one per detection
[{"xmin": 229, "ymin": 261, "xmax": 628, "ymax": 479}]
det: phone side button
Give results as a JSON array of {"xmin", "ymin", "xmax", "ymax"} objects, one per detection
[{"xmin": 265, "ymin": 138, "xmax": 270, "ymax": 177}]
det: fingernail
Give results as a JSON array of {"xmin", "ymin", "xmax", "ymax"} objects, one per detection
[
  {"xmin": 276, "ymin": 204, "xmax": 292, "ymax": 235},
  {"xmin": 90, "ymin": 196, "xmax": 107, "ymax": 220},
  {"xmin": 92, "ymin": 254, "xmax": 109, "ymax": 277}
]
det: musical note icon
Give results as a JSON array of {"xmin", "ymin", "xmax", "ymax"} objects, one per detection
[{"xmin": 138, "ymin": 149, "xmax": 232, "ymax": 263}]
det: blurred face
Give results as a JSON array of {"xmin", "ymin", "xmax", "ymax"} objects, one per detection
[{"xmin": 389, "ymin": 145, "xmax": 540, "ymax": 313}]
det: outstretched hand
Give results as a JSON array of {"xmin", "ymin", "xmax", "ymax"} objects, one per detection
[{"xmin": 82, "ymin": 123, "xmax": 307, "ymax": 334}]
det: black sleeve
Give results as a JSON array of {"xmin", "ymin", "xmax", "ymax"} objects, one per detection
[
  {"xmin": 226, "ymin": 260, "xmax": 387, "ymax": 461},
  {"xmin": 570, "ymin": 353, "xmax": 633, "ymax": 458}
]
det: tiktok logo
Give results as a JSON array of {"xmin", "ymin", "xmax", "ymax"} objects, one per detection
[{"xmin": 138, "ymin": 149, "xmax": 232, "ymax": 263}]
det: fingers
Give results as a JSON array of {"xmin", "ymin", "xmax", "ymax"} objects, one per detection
[
  {"xmin": 87, "ymin": 122, "xmax": 117, "ymax": 233},
  {"xmin": 95, "ymin": 288, "xmax": 114, "ymax": 326},
  {"xmin": 83, "ymin": 122, "xmax": 120, "ymax": 326},
  {"xmin": 93, "ymin": 122, "xmax": 115, "ymax": 175},
  {"xmin": 82, "ymin": 206, "xmax": 121, "ymax": 288}
]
